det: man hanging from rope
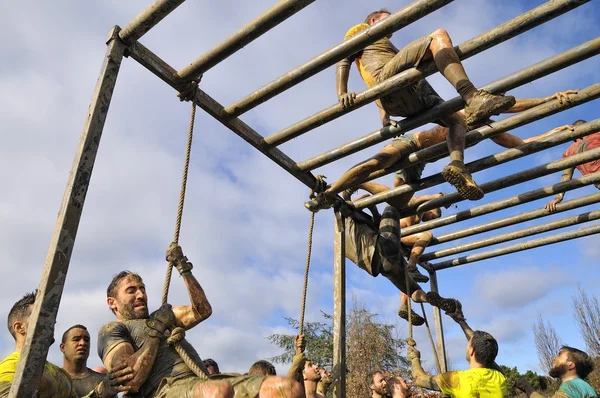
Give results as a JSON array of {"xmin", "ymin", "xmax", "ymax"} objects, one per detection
[
  {"xmin": 407, "ymin": 301, "xmax": 508, "ymax": 398},
  {"xmin": 97, "ymin": 245, "xmax": 303, "ymax": 398},
  {"xmin": 545, "ymin": 119, "xmax": 600, "ymax": 212},
  {"xmin": 304, "ymin": 7, "xmax": 578, "ymax": 207},
  {"xmin": 0, "ymin": 291, "xmax": 133, "ymax": 398}
]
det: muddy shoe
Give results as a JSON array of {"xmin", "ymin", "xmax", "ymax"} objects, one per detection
[
  {"xmin": 304, "ymin": 192, "xmax": 336, "ymax": 213},
  {"xmin": 426, "ymin": 291, "xmax": 459, "ymax": 313},
  {"xmin": 398, "ymin": 307, "xmax": 425, "ymax": 326},
  {"xmin": 445, "ymin": 299, "xmax": 466, "ymax": 323},
  {"xmin": 407, "ymin": 266, "xmax": 429, "ymax": 283},
  {"xmin": 442, "ymin": 160, "xmax": 484, "ymax": 201},
  {"xmin": 342, "ymin": 187, "xmax": 358, "ymax": 201},
  {"xmin": 464, "ymin": 90, "xmax": 515, "ymax": 128}
]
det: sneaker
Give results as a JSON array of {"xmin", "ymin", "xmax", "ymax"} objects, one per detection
[
  {"xmin": 407, "ymin": 266, "xmax": 429, "ymax": 283},
  {"xmin": 445, "ymin": 300, "xmax": 466, "ymax": 323},
  {"xmin": 304, "ymin": 192, "xmax": 336, "ymax": 213},
  {"xmin": 398, "ymin": 307, "xmax": 425, "ymax": 326},
  {"xmin": 442, "ymin": 160, "xmax": 484, "ymax": 201},
  {"xmin": 464, "ymin": 90, "xmax": 516, "ymax": 128},
  {"xmin": 425, "ymin": 291, "xmax": 459, "ymax": 313}
]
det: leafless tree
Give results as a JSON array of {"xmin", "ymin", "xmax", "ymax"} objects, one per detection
[
  {"xmin": 533, "ymin": 314, "xmax": 562, "ymax": 374},
  {"xmin": 572, "ymin": 284, "xmax": 600, "ymax": 356}
]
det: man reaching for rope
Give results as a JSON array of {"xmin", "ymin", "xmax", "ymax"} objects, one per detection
[
  {"xmin": 97, "ymin": 245, "xmax": 303, "ymax": 398},
  {"xmin": 407, "ymin": 302, "xmax": 508, "ymax": 398}
]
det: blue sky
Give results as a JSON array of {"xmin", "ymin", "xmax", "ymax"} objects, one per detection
[{"xmin": 0, "ymin": 0, "xmax": 599, "ymax": 379}]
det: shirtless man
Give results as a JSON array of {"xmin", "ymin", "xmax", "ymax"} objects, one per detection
[
  {"xmin": 97, "ymin": 244, "xmax": 302, "ymax": 398},
  {"xmin": 0, "ymin": 291, "xmax": 132, "ymax": 398},
  {"xmin": 306, "ymin": 94, "xmax": 574, "ymax": 211},
  {"xmin": 545, "ymin": 120, "xmax": 600, "ymax": 212},
  {"xmin": 385, "ymin": 375, "xmax": 412, "ymax": 398},
  {"xmin": 60, "ymin": 325, "xmax": 111, "ymax": 397}
]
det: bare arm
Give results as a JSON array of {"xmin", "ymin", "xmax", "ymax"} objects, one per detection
[
  {"xmin": 507, "ymin": 90, "xmax": 578, "ymax": 113},
  {"xmin": 523, "ymin": 125, "xmax": 573, "ymax": 144},
  {"xmin": 545, "ymin": 167, "xmax": 575, "ymax": 212},
  {"xmin": 336, "ymin": 58, "xmax": 356, "ymax": 108},
  {"xmin": 287, "ymin": 335, "xmax": 306, "ymax": 379},
  {"xmin": 410, "ymin": 356, "xmax": 441, "ymax": 391},
  {"xmin": 167, "ymin": 244, "xmax": 212, "ymax": 330},
  {"xmin": 103, "ymin": 341, "xmax": 160, "ymax": 393}
]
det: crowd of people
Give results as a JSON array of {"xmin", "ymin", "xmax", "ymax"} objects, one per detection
[{"xmin": 2, "ymin": 6, "xmax": 598, "ymax": 398}]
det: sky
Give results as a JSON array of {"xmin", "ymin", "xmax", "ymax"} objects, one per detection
[{"xmin": 0, "ymin": 0, "xmax": 599, "ymax": 380}]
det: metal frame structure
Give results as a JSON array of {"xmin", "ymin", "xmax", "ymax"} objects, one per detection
[{"xmin": 9, "ymin": 0, "xmax": 600, "ymax": 396}]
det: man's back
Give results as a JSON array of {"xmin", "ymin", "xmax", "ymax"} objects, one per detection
[
  {"xmin": 437, "ymin": 368, "xmax": 507, "ymax": 398},
  {"xmin": 563, "ymin": 131, "xmax": 600, "ymax": 176},
  {"xmin": 0, "ymin": 351, "xmax": 77, "ymax": 398}
]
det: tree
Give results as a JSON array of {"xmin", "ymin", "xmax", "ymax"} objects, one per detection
[
  {"xmin": 572, "ymin": 285, "xmax": 600, "ymax": 357},
  {"xmin": 533, "ymin": 314, "xmax": 562, "ymax": 374},
  {"xmin": 268, "ymin": 300, "xmax": 409, "ymax": 397}
]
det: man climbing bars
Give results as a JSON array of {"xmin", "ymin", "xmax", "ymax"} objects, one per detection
[{"xmin": 97, "ymin": 244, "xmax": 303, "ymax": 397}]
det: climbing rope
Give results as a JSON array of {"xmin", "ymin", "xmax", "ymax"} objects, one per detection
[
  {"xmin": 420, "ymin": 303, "xmax": 443, "ymax": 374},
  {"xmin": 299, "ymin": 175, "xmax": 326, "ymax": 335},
  {"xmin": 158, "ymin": 83, "xmax": 209, "ymax": 380}
]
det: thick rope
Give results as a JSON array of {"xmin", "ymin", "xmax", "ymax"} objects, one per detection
[
  {"xmin": 168, "ymin": 327, "xmax": 209, "ymax": 380},
  {"xmin": 299, "ymin": 175, "xmax": 326, "ymax": 335},
  {"xmin": 163, "ymin": 100, "xmax": 196, "ymax": 306},
  {"xmin": 420, "ymin": 303, "xmax": 443, "ymax": 374}
]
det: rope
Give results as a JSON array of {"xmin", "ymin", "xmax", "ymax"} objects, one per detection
[
  {"xmin": 420, "ymin": 303, "xmax": 443, "ymax": 374},
  {"xmin": 163, "ymin": 99, "xmax": 197, "ymax": 306},
  {"xmin": 168, "ymin": 327, "xmax": 209, "ymax": 380},
  {"xmin": 299, "ymin": 175, "xmax": 325, "ymax": 335}
]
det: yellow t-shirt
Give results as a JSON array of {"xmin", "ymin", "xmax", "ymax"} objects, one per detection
[
  {"xmin": 438, "ymin": 368, "xmax": 508, "ymax": 398},
  {"xmin": 0, "ymin": 351, "xmax": 78, "ymax": 397}
]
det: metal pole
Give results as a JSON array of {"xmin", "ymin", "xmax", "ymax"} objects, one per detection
[
  {"xmin": 401, "ymin": 171, "xmax": 600, "ymax": 237},
  {"xmin": 298, "ymin": 36, "xmax": 600, "ymax": 171},
  {"xmin": 265, "ymin": 0, "xmax": 589, "ymax": 147},
  {"xmin": 351, "ymin": 102, "xmax": 600, "ymax": 211},
  {"xmin": 333, "ymin": 211, "xmax": 346, "ymax": 398},
  {"xmin": 9, "ymin": 27, "xmax": 127, "ymax": 398},
  {"xmin": 428, "ymin": 270, "xmax": 448, "ymax": 373},
  {"xmin": 432, "ymin": 223, "xmax": 600, "ymax": 270},
  {"xmin": 177, "ymin": 0, "xmax": 317, "ymax": 81},
  {"xmin": 223, "ymin": 0, "xmax": 454, "ymax": 117},
  {"xmin": 119, "ymin": 0, "xmax": 186, "ymax": 44},
  {"xmin": 406, "ymin": 143, "xmax": 600, "ymax": 217},
  {"xmin": 428, "ymin": 192, "xmax": 600, "ymax": 247},
  {"xmin": 423, "ymin": 209, "xmax": 600, "ymax": 261}
]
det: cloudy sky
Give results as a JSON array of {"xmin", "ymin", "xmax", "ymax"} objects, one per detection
[{"xmin": 1, "ymin": 0, "xmax": 599, "ymax": 380}]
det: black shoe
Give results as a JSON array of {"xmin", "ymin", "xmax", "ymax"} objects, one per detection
[
  {"xmin": 407, "ymin": 266, "xmax": 429, "ymax": 283},
  {"xmin": 426, "ymin": 291, "xmax": 459, "ymax": 313},
  {"xmin": 398, "ymin": 307, "xmax": 425, "ymax": 326}
]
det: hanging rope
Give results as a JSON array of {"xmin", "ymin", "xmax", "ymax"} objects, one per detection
[
  {"xmin": 299, "ymin": 175, "xmax": 326, "ymax": 335},
  {"xmin": 163, "ymin": 99, "xmax": 196, "ymax": 306},
  {"xmin": 420, "ymin": 303, "xmax": 443, "ymax": 374}
]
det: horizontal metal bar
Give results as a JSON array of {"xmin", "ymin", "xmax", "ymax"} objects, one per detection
[
  {"xmin": 429, "ymin": 192, "xmax": 600, "ymax": 247},
  {"xmin": 119, "ymin": 0, "xmax": 186, "ymax": 44},
  {"xmin": 406, "ymin": 137, "xmax": 600, "ymax": 216},
  {"xmin": 432, "ymin": 222, "xmax": 600, "ymax": 270},
  {"xmin": 401, "ymin": 171, "xmax": 600, "ymax": 237},
  {"xmin": 299, "ymin": 35, "xmax": 600, "ymax": 171},
  {"xmin": 423, "ymin": 209, "xmax": 600, "ymax": 261},
  {"xmin": 128, "ymin": 41, "xmax": 184, "ymax": 88},
  {"xmin": 352, "ymin": 114, "xmax": 600, "ymax": 210},
  {"xmin": 265, "ymin": 0, "xmax": 588, "ymax": 147},
  {"xmin": 177, "ymin": 0, "xmax": 316, "ymax": 81},
  {"xmin": 224, "ymin": 0, "xmax": 454, "ymax": 117}
]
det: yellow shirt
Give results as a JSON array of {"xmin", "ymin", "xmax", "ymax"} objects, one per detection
[
  {"xmin": 0, "ymin": 351, "xmax": 78, "ymax": 398},
  {"xmin": 438, "ymin": 368, "xmax": 508, "ymax": 398}
]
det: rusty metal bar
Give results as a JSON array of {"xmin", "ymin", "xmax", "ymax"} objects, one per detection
[
  {"xmin": 423, "ymin": 209, "xmax": 600, "ymax": 261},
  {"xmin": 429, "ymin": 192, "xmax": 600, "ymax": 247},
  {"xmin": 265, "ymin": 0, "xmax": 588, "ymax": 147},
  {"xmin": 224, "ymin": 0, "xmax": 454, "ymax": 117},
  {"xmin": 401, "ymin": 171, "xmax": 600, "ymax": 237},
  {"xmin": 333, "ymin": 211, "xmax": 346, "ymax": 398},
  {"xmin": 9, "ymin": 28, "xmax": 127, "ymax": 397},
  {"xmin": 351, "ymin": 95, "xmax": 600, "ymax": 211},
  {"xmin": 299, "ymin": 36, "xmax": 600, "ymax": 171},
  {"xmin": 177, "ymin": 0, "xmax": 317, "ymax": 81},
  {"xmin": 432, "ymin": 222, "xmax": 600, "ymax": 270},
  {"xmin": 406, "ymin": 143, "xmax": 600, "ymax": 217},
  {"xmin": 428, "ymin": 270, "xmax": 448, "ymax": 373},
  {"xmin": 119, "ymin": 0, "xmax": 186, "ymax": 44}
]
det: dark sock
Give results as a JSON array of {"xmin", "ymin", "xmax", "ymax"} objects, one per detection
[{"xmin": 456, "ymin": 79, "xmax": 477, "ymax": 102}]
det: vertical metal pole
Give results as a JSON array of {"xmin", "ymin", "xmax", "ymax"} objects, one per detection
[
  {"xmin": 9, "ymin": 27, "xmax": 126, "ymax": 398},
  {"xmin": 428, "ymin": 270, "xmax": 448, "ymax": 373},
  {"xmin": 333, "ymin": 211, "xmax": 346, "ymax": 398}
]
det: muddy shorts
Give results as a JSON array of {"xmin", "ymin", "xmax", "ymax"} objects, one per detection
[
  {"xmin": 375, "ymin": 36, "xmax": 445, "ymax": 117},
  {"xmin": 389, "ymin": 135, "xmax": 426, "ymax": 183},
  {"xmin": 154, "ymin": 373, "xmax": 265, "ymax": 398}
]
